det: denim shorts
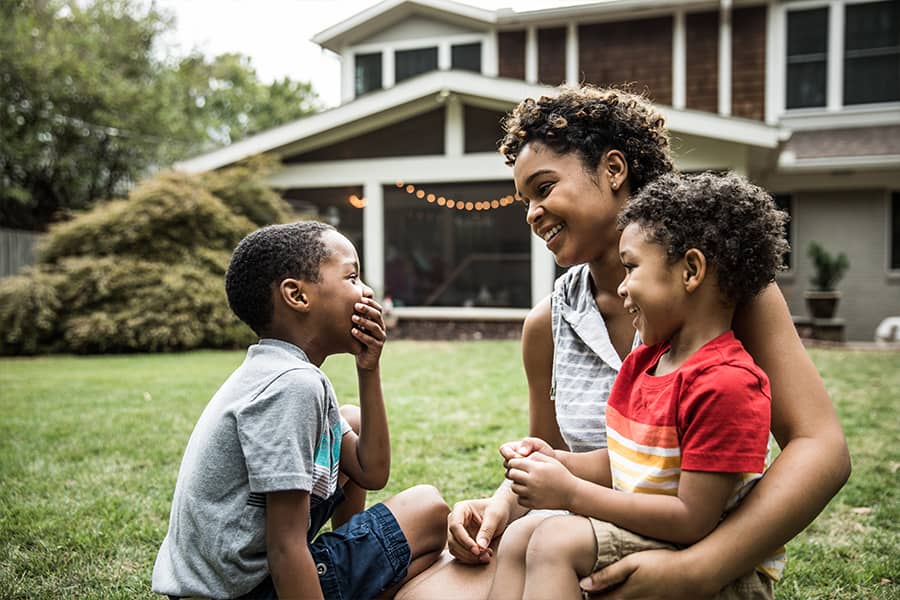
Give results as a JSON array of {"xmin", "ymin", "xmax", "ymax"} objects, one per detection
[{"xmin": 239, "ymin": 502, "xmax": 410, "ymax": 600}]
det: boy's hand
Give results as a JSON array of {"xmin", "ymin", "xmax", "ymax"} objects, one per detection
[
  {"xmin": 505, "ymin": 453, "xmax": 578, "ymax": 511},
  {"xmin": 352, "ymin": 297, "xmax": 385, "ymax": 370},
  {"xmin": 500, "ymin": 436, "xmax": 555, "ymax": 467}
]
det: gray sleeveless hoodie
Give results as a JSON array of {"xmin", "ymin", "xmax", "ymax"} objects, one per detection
[{"xmin": 550, "ymin": 264, "xmax": 639, "ymax": 452}]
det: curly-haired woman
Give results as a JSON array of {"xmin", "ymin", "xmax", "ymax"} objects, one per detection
[{"xmin": 396, "ymin": 86, "xmax": 849, "ymax": 600}]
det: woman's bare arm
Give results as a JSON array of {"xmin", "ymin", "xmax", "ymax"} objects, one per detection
[
  {"xmin": 522, "ymin": 295, "xmax": 567, "ymax": 448},
  {"xmin": 582, "ymin": 284, "xmax": 851, "ymax": 598}
]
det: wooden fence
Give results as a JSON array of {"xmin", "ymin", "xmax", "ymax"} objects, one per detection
[{"xmin": 0, "ymin": 227, "xmax": 42, "ymax": 278}]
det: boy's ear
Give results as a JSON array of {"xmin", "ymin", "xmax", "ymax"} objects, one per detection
[
  {"xmin": 279, "ymin": 278, "xmax": 312, "ymax": 313},
  {"xmin": 682, "ymin": 248, "xmax": 706, "ymax": 293}
]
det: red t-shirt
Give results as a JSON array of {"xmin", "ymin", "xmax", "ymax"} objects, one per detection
[{"xmin": 607, "ymin": 330, "xmax": 771, "ymax": 477}]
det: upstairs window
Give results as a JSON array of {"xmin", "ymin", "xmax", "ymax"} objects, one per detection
[
  {"xmin": 395, "ymin": 47, "xmax": 438, "ymax": 82},
  {"xmin": 452, "ymin": 42, "xmax": 482, "ymax": 72},
  {"xmin": 355, "ymin": 52, "xmax": 382, "ymax": 96},
  {"xmin": 786, "ymin": 8, "xmax": 829, "ymax": 108},
  {"xmin": 844, "ymin": 0, "xmax": 900, "ymax": 105}
]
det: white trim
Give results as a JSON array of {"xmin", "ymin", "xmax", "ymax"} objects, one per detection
[
  {"xmin": 266, "ymin": 154, "xmax": 511, "ymax": 189},
  {"xmin": 174, "ymin": 71, "xmax": 786, "ymax": 174},
  {"xmin": 765, "ymin": 0, "xmax": 782, "ymax": 125},
  {"xmin": 351, "ymin": 32, "xmax": 485, "ymax": 55},
  {"xmin": 438, "ymin": 41, "xmax": 451, "ymax": 70},
  {"xmin": 827, "ymin": 0, "xmax": 844, "ymax": 112},
  {"xmin": 483, "ymin": 29, "xmax": 499, "ymax": 77},
  {"xmin": 777, "ymin": 153, "xmax": 900, "ymax": 172},
  {"xmin": 445, "ymin": 94, "xmax": 464, "ymax": 156},
  {"xmin": 718, "ymin": 0, "xmax": 732, "ymax": 116},
  {"xmin": 525, "ymin": 26, "xmax": 538, "ymax": 84},
  {"xmin": 672, "ymin": 10, "xmax": 686, "ymax": 110},
  {"xmin": 780, "ymin": 103, "xmax": 900, "ymax": 130},
  {"xmin": 566, "ymin": 21, "xmax": 579, "ymax": 85},
  {"xmin": 342, "ymin": 47, "xmax": 355, "ymax": 104},
  {"xmin": 393, "ymin": 306, "xmax": 529, "ymax": 321},
  {"xmin": 363, "ymin": 180, "xmax": 385, "ymax": 299},
  {"xmin": 383, "ymin": 46, "xmax": 396, "ymax": 89}
]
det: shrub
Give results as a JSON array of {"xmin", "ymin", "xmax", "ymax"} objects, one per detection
[{"xmin": 0, "ymin": 164, "xmax": 291, "ymax": 354}]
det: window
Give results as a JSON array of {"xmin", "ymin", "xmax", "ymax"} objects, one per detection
[
  {"xmin": 844, "ymin": 0, "xmax": 900, "ymax": 105},
  {"xmin": 786, "ymin": 8, "xmax": 829, "ymax": 108},
  {"xmin": 774, "ymin": 194, "xmax": 794, "ymax": 269},
  {"xmin": 891, "ymin": 192, "xmax": 900, "ymax": 270},
  {"xmin": 452, "ymin": 42, "xmax": 482, "ymax": 72},
  {"xmin": 355, "ymin": 52, "xmax": 382, "ymax": 96},
  {"xmin": 395, "ymin": 47, "xmax": 438, "ymax": 82}
]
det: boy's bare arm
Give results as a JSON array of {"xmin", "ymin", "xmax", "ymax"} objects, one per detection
[
  {"xmin": 266, "ymin": 490, "xmax": 324, "ymax": 600},
  {"xmin": 506, "ymin": 453, "xmax": 737, "ymax": 545},
  {"xmin": 341, "ymin": 297, "xmax": 390, "ymax": 490}
]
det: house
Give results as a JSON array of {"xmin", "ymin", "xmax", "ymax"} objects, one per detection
[{"xmin": 175, "ymin": 0, "xmax": 900, "ymax": 341}]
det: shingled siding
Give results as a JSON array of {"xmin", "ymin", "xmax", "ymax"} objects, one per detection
[
  {"xmin": 732, "ymin": 5, "xmax": 767, "ymax": 121},
  {"xmin": 686, "ymin": 11, "xmax": 719, "ymax": 114},
  {"xmin": 283, "ymin": 109, "xmax": 445, "ymax": 162},
  {"xmin": 538, "ymin": 27, "xmax": 567, "ymax": 86},
  {"xmin": 579, "ymin": 17, "xmax": 673, "ymax": 105},
  {"xmin": 498, "ymin": 30, "xmax": 526, "ymax": 80}
]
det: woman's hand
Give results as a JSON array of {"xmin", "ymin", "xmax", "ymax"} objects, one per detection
[
  {"xmin": 580, "ymin": 548, "xmax": 712, "ymax": 599},
  {"xmin": 446, "ymin": 497, "xmax": 511, "ymax": 564}
]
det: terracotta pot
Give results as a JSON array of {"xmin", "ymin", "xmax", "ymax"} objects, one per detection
[{"xmin": 804, "ymin": 290, "xmax": 841, "ymax": 319}]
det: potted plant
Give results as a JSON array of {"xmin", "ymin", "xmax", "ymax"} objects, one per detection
[{"xmin": 804, "ymin": 241, "xmax": 849, "ymax": 319}]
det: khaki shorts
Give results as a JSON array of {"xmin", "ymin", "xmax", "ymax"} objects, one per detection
[{"xmin": 588, "ymin": 518, "xmax": 773, "ymax": 600}]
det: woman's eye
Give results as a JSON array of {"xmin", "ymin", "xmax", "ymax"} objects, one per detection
[{"xmin": 538, "ymin": 183, "xmax": 553, "ymax": 196}]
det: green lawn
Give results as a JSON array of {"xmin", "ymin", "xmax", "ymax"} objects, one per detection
[{"xmin": 1, "ymin": 342, "xmax": 897, "ymax": 599}]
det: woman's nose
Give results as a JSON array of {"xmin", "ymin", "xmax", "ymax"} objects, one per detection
[
  {"xmin": 526, "ymin": 200, "xmax": 542, "ymax": 226},
  {"xmin": 616, "ymin": 278, "xmax": 628, "ymax": 298}
]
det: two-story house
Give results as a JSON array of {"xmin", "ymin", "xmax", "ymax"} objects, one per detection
[{"xmin": 176, "ymin": 0, "xmax": 900, "ymax": 341}]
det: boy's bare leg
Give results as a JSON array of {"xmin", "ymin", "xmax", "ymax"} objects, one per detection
[
  {"xmin": 523, "ymin": 515, "xmax": 596, "ymax": 600},
  {"xmin": 380, "ymin": 485, "xmax": 451, "ymax": 593},
  {"xmin": 487, "ymin": 513, "xmax": 548, "ymax": 600},
  {"xmin": 333, "ymin": 405, "xmax": 367, "ymax": 528}
]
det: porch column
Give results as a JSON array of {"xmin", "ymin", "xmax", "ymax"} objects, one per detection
[
  {"xmin": 483, "ymin": 30, "xmax": 499, "ymax": 77},
  {"xmin": 363, "ymin": 181, "xmax": 385, "ymax": 299},
  {"xmin": 445, "ymin": 95, "xmax": 464, "ymax": 157},
  {"xmin": 531, "ymin": 234, "xmax": 556, "ymax": 306}
]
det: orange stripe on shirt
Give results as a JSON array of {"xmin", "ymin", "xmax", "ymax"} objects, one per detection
[{"xmin": 606, "ymin": 404, "xmax": 679, "ymax": 449}]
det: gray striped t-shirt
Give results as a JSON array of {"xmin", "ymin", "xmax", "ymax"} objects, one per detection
[{"xmin": 551, "ymin": 264, "xmax": 640, "ymax": 453}]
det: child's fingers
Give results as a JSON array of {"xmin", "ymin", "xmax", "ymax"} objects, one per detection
[{"xmin": 356, "ymin": 297, "xmax": 383, "ymax": 313}]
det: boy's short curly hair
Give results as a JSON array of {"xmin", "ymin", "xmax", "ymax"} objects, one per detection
[
  {"xmin": 618, "ymin": 172, "xmax": 790, "ymax": 305},
  {"xmin": 225, "ymin": 220, "xmax": 335, "ymax": 335},
  {"xmin": 499, "ymin": 85, "xmax": 674, "ymax": 192}
]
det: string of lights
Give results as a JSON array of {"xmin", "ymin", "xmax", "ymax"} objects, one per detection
[{"xmin": 344, "ymin": 182, "xmax": 519, "ymax": 211}]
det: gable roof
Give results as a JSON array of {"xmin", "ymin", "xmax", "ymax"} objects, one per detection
[
  {"xmin": 174, "ymin": 70, "xmax": 787, "ymax": 174},
  {"xmin": 312, "ymin": 0, "xmax": 497, "ymax": 53}
]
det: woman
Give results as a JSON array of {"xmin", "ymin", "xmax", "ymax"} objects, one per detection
[{"xmin": 396, "ymin": 85, "xmax": 850, "ymax": 600}]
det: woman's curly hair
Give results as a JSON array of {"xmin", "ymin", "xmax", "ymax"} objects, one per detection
[
  {"xmin": 499, "ymin": 85, "xmax": 674, "ymax": 192},
  {"xmin": 618, "ymin": 172, "xmax": 790, "ymax": 305}
]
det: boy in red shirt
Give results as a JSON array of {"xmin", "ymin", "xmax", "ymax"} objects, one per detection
[{"xmin": 490, "ymin": 172, "xmax": 790, "ymax": 600}]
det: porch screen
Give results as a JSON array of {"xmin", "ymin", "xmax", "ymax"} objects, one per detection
[{"xmin": 384, "ymin": 182, "xmax": 531, "ymax": 308}]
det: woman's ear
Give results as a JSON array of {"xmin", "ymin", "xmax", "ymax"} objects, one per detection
[
  {"xmin": 603, "ymin": 150, "xmax": 629, "ymax": 193},
  {"xmin": 683, "ymin": 248, "xmax": 707, "ymax": 293},
  {"xmin": 279, "ymin": 278, "xmax": 311, "ymax": 313}
]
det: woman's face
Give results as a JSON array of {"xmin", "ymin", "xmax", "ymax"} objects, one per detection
[{"xmin": 513, "ymin": 141, "xmax": 625, "ymax": 267}]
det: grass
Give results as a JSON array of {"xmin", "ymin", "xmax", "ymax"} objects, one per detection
[{"xmin": 0, "ymin": 342, "xmax": 897, "ymax": 599}]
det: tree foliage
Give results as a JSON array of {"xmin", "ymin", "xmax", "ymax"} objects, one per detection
[
  {"xmin": 0, "ymin": 165, "xmax": 297, "ymax": 355},
  {"xmin": 0, "ymin": 0, "xmax": 320, "ymax": 230}
]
